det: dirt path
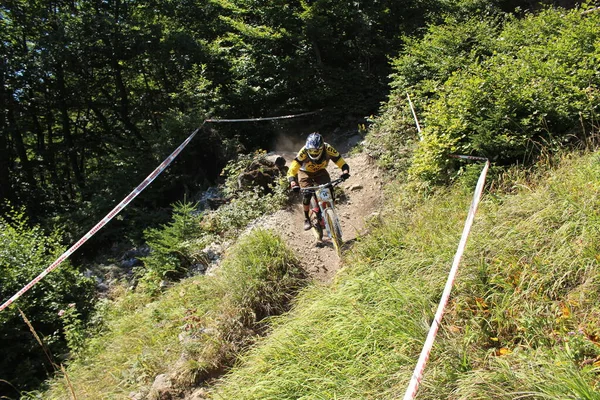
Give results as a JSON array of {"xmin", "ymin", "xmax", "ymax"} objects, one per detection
[
  {"xmin": 249, "ymin": 151, "xmax": 385, "ymax": 283},
  {"xmin": 167, "ymin": 151, "xmax": 385, "ymax": 400}
]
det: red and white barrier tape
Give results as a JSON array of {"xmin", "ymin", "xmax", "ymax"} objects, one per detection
[
  {"xmin": 0, "ymin": 127, "xmax": 201, "ymax": 312},
  {"xmin": 0, "ymin": 110, "xmax": 319, "ymax": 313},
  {"xmin": 403, "ymin": 157, "xmax": 489, "ymax": 400}
]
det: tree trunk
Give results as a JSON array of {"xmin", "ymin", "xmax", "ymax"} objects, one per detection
[
  {"xmin": 0, "ymin": 130, "xmax": 10, "ymax": 203},
  {"xmin": 102, "ymin": 0, "xmax": 144, "ymax": 142},
  {"xmin": 7, "ymin": 104, "xmax": 38, "ymax": 195},
  {"xmin": 44, "ymin": 111, "xmax": 64, "ymax": 201},
  {"xmin": 29, "ymin": 102, "xmax": 47, "ymax": 186},
  {"xmin": 56, "ymin": 61, "xmax": 85, "ymax": 193},
  {"xmin": 0, "ymin": 58, "xmax": 11, "ymax": 203},
  {"xmin": 312, "ymin": 39, "xmax": 323, "ymax": 66}
]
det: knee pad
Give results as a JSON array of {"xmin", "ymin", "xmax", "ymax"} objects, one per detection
[{"xmin": 302, "ymin": 193, "xmax": 312, "ymax": 206}]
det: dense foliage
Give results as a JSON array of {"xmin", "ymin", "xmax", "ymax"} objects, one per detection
[
  {"xmin": 0, "ymin": 207, "xmax": 95, "ymax": 396},
  {"xmin": 0, "ymin": 0, "xmax": 593, "ymax": 396},
  {"xmin": 0, "ymin": 0, "xmax": 451, "ymax": 239},
  {"xmin": 372, "ymin": 4, "xmax": 600, "ymax": 183},
  {"xmin": 136, "ymin": 150, "xmax": 290, "ymax": 294}
]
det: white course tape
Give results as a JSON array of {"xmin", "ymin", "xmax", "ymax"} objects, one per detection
[
  {"xmin": 406, "ymin": 93, "xmax": 422, "ymax": 140},
  {"xmin": 0, "ymin": 109, "xmax": 321, "ymax": 313},
  {"xmin": 403, "ymin": 158, "xmax": 489, "ymax": 400},
  {"xmin": 205, "ymin": 110, "xmax": 320, "ymax": 123},
  {"xmin": 0, "ymin": 127, "xmax": 201, "ymax": 312}
]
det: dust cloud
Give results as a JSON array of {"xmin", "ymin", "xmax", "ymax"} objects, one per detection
[{"xmin": 272, "ymin": 132, "xmax": 308, "ymax": 155}]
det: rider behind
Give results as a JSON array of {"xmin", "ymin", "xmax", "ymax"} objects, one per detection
[{"xmin": 288, "ymin": 132, "xmax": 350, "ymax": 230}]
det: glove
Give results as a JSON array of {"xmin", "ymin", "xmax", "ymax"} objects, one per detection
[
  {"xmin": 290, "ymin": 180, "xmax": 300, "ymax": 192},
  {"xmin": 341, "ymin": 171, "xmax": 350, "ymax": 181}
]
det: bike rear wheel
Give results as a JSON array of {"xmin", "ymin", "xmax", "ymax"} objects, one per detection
[{"xmin": 325, "ymin": 208, "xmax": 343, "ymax": 257}]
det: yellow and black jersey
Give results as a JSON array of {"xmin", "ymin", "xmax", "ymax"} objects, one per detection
[{"xmin": 287, "ymin": 143, "xmax": 347, "ymax": 178}]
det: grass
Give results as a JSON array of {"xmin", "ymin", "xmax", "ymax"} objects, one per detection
[
  {"xmin": 37, "ymin": 150, "xmax": 600, "ymax": 399},
  {"xmin": 210, "ymin": 151, "xmax": 600, "ymax": 399},
  {"xmin": 40, "ymin": 229, "xmax": 306, "ymax": 399},
  {"xmin": 437, "ymin": 151, "xmax": 600, "ymax": 399},
  {"xmin": 206, "ymin": 173, "xmax": 472, "ymax": 398}
]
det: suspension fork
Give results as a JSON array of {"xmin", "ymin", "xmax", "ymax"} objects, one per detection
[{"xmin": 310, "ymin": 193, "xmax": 326, "ymax": 228}]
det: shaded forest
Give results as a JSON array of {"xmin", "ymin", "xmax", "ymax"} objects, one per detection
[
  {"xmin": 1, "ymin": 0, "xmax": 431, "ymax": 246},
  {"xmin": 2, "ymin": 0, "xmax": 575, "ymax": 246}
]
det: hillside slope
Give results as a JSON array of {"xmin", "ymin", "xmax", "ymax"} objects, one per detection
[
  {"xmin": 40, "ymin": 150, "xmax": 600, "ymax": 400},
  {"xmin": 207, "ymin": 151, "xmax": 600, "ymax": 399}
]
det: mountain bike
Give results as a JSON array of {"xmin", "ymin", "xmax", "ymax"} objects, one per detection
[{"xmin": 301, "ymin": 177, "xmax": 346, "ymax": 257}]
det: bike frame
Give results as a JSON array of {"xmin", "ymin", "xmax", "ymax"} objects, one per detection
[{"xmin": 301, "ymin": 177, "xmax": 344, "ymax": 240}]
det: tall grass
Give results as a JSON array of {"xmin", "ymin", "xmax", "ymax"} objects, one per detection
[
  {"xmin": 39, "ymin": 151, "xmax": 600, "ymax": 399},
  {"xmin": 210, "ymin": 174, "xmax": 474, "ymax": 399},
  {"xmin": 434, "ymin": 151, "xmax": 600, "ymax": 399},
  {"xmin": 40, "ymin": 229, "xmax": 306, "ymax": 399},
  {"xmin": 211, "ymin": 151, "xmax": 600, "ymax": 399}
]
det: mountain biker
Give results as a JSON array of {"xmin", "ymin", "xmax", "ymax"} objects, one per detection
[{"xmin": 288, "ymin": 132, "xmax": 350, "ymax": 231}]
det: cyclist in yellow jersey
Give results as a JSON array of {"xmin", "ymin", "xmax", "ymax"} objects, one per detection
[{"xmin": 288, "ymin": 132, "xmax": 350, "ymax": 230}]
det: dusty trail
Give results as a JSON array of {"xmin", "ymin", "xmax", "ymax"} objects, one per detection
[
  {"xmin": 170, "ymin": 150, "xmax": 385, "ymax": 400},
  {"xmin": 249, "ymin": 151, "xmax": 385, "ymax": 283}
]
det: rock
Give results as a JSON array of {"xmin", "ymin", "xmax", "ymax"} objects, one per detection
[
  {"xmin": 187, "ymin": 388, "xmax": 209, "ymax": 399},
  {"xmin": 148, "ymin": 374, "xmax": 173, "ymax": 400},
  {"xmin": 121, "ymin": 257, "xmax": 142, "ymax": 269},
  {"xmin": 205, "ymin": 197, "xmax": 228, "ymax": 210},
  {"xmin": 97, "ymin": 282, "xmax": 109, "ymax": 292},
  {"xmin": 265, "ymin": 154, "xmax": 287, "ymax": 169},
  {"xmin": 129, "ymin": 391, "xmax": 145, "ymax": 400},
  {"xmin": 346, "ymin": 134, "xmax": 363, "ymax": 149},
  {"xmin": 237, "ymin": 155, "xmax": 288, "ymax": 193},
  {"xmin": 197, "ymin": 186, "xmax": 225, "ymax": 210},
  {"xmin": 120, "ymin": 246, "xmax": 150, "ymax": 270}
]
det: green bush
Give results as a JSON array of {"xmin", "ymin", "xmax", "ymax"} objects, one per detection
[
  {"xmin": 0, "ymin": 206, "xmax": 95, "ymax": 396},
  {"xmin": 137, "ymin": 201, "xmax": 209, "ymax": 294},
  {"xmin": 135, "ymin": 151, "xmax": 290, "ymax": 294},
  {"xmin": 379, "ymin": 6, "xmax": 600, "ymax": 183}
]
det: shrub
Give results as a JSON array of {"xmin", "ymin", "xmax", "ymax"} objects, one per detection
[
  {"xmin": 0, "ymin": 206, "xmax": 95, "ymax": 396},
  {"xmin": 381, "ymin": 6, "xmax": 600, "ymax": 183},
  {"xmin": 137, "ymin": 201, "xmax": 209, "ymax": 294},
  {"xmin": 135, "ymin": 151, "xmax": 290, "ymax": 294}
]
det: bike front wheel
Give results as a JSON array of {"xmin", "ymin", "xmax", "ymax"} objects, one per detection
[
  {"xmin": 311, "ymin": 216, "xmax": 324, "ymax": 241},
  {"xmin": 309, "ymin": 197, "xmax": 323, "ymax": 241},
  {"xmin": 325, "ymin": 208, "xmax": 343, "ymax": 257}
]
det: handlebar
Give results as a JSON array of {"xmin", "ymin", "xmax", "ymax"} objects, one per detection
[{"xmin": 300, "ymin": 177, "xmax": 345, "ymax": 193}]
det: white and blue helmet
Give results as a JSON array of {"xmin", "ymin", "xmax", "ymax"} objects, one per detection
[{"xmin": 305, "ymin": 132, "xmax": 324, "ymax": 161}]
